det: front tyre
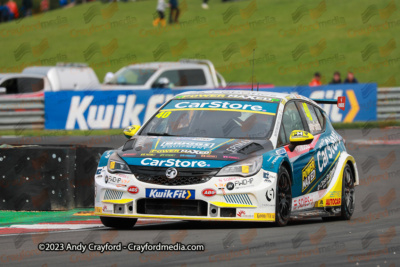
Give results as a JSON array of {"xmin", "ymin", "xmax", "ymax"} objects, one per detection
[
  {"xmin": 275, "ymin": 166, "xmax": 292, "ymax": 227},
  {"xmin": 100, "ymin": 216, "xmax": 138, "ymax": 229}
]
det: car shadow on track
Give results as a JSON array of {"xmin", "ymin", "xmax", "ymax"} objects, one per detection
[{"xmin": 109, "ymin": 218, "xmax": 326, "ymax": 231}]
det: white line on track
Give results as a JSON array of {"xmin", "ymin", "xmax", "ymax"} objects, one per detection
[{"xmin": 10, "ymin": 224, "xmax": 105, "ymax": 230}]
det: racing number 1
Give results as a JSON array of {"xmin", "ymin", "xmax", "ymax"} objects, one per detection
[{"xmin": 156, "ymin": 111, "xmax": 171, "ymax": 118}]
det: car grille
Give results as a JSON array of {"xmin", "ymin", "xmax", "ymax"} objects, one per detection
[
  {"xmin": 137, "ymin": 199, "xmax": 208, "ymax": 216},
  {"xmin": 129, "ymin": 166, "xmax": 219, "ymax": 186}
]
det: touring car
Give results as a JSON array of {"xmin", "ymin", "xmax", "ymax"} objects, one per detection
[{"xmin": 94, "ymin": 90, "xmax": 358, "ymax": 227}]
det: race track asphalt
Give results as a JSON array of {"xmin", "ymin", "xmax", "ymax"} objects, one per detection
[{"xmin": 0, "ymin": 128, "xmax": 399, "ymax": 266}]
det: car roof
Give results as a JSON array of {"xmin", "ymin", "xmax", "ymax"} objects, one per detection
[{"xmin": 127, "ymin": 62, "xmax": 205, "ymax": 69}]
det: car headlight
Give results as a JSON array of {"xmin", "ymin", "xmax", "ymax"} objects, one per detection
[
  {"xmin": 216, "ymin": 156, "xmax": 263, "ymax": 177},
  {"xmin": 107, "ymin": 153, "xmax": 132, "ymax": 174}
]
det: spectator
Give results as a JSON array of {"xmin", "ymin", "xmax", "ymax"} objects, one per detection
[
  {"xmin": 0, "ymin": 5, "xmax": 12, "ymax": 22},
  {"xmin": 344, "ymin": 72, "xmax": 358, "ymax": 83},
  {"xmin": 169, "ymin": 0, "xmax": 179, "ymax": 24},
  {"xmin": 5, "ymin": 0, "xmax": 18, "ymax": 19},
  {"xmin": 153, "ymin": 0, "xmax": 167, "ymax": 27},
  {"xmin": 22, "ymin": 0, "xmax": 32, "ymax": 17},
  {"xmin": 309, "ymin": 72, "xmax": 322, "ymax": 87},
  {"xmin": 40, "ymin": 0, "xmax": 49, "ymax": 12},
  {"xmin": 202, "ymin": 0, "xmax": 209, "ymax": 9},
  {"xmin": 330, "ymin": 71, "xmax": 342, "ymax": 84}
]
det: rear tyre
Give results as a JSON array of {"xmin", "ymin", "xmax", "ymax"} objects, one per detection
[
  {"xmin": 340, "ymin": 164, "xmax": 355, "ymax": 220},
  {"xmin": 322, "ymin": 164, "xmax": 355, "ymax": 221},
  {"xmin": 100, "ymin": 216, "xmax": 138, "ymax": 229},
  {"xmin": 275, "ymin": 166, "xmax": 292, "ymax": 227}
]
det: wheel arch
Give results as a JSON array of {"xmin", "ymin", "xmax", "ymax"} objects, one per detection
[{"xmin": 280, "ymin": 159, "xmax": 293, "ymax": 185}]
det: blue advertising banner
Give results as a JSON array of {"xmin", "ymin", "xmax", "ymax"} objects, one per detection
[{"xmin": 44, "ymin": 83, "xmax": 377, "ymax": 129}]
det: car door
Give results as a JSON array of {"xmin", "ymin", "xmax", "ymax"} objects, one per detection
[
  {"xmin": 297, "ymin": 102, "xmax": 330, "ymax": 195},
  {"xmin": 278, "ymin": 100, "xmax": 315, "ymax": 200}
]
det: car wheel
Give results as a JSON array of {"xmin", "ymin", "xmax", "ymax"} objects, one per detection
[
  {"xmin": 275, "ymin": 166, "xmax": 292, "ymax": 227},
  {"xmin": 322, "ymin": 164, "xmax": 355, "ymax": 221},
  {"xmin": 100, "ymin": 216, "xmax": 138, "ymax": 229},
  {"xmin": 340, "ymin": 164, "xmax": 355, "ymax": 220}
]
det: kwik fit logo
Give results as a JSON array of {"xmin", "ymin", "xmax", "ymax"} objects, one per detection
[
  {"xmin": 65, "ymin": 93, "xmax": 173, "ymax": 130},
  {"xmin": 146, "ymin": 189, "xmax": 195, "ymax": 199}
]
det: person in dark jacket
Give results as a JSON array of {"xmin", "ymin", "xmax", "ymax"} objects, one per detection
[
  {"xmin": 330, "ymin": 71, "xmax": 342, "ymax": 84},
  {"xmin": 344, "ymin": 72, "xmax": 358, "ymax": 83},
  {"xmin": 22, "ymin": 0, "xmax": 32, "ymax": 16},
  {"xmin": 169, "ymin": 0, "xmax": 179, "ymax": 24}
]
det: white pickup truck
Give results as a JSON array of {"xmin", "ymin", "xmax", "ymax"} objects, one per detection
[
  {"xmin": 102, "ymin": 59, "xmax": 227, "ymax": 90},
  {"xmin": 0, "ymin": 60, "xmax": 227, "ymax": 97}
]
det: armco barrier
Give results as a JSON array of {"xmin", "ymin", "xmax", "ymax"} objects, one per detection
[
  {"xmin": 377, "ymin": 87, "xmax": 400, "ymax": 120},
  {"xmin": 44, "ymin": 83, "xmax": 377, "ymax": 129},
  {"xmin": 0, "ymin": 145, "xmax": 111, "ymax": 211},
  {"xmin": 0, "ymin": 97, "xmax": 45, "ymax": 130}
]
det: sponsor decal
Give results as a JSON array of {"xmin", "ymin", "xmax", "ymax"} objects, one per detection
[
  {"xmin": 140, "ymin": 158, "xmax": 207, "ymax": 168},
  {"xmin": 160, "ymin": 141, "xmax": 215, "ymax": 150},
  {"xmin": 122, "ymin": 153, "xmax": 137, "ymax": 156},
  {"xmin": 226, "ymin": 182, "xmax": 235, "ymax": 190},
  {"xmin": 302, "ymin": 158, "xmax": 316, "ymax": 192},
  {"xmin": 96, "ymin": 168, "xmax": 102, "ymax": 175},
  {"xmin": 95, "ymin": 207, "xmax": 102, "ymax": 213},
  {"xmin": 146, "ymin": 189, "xmax": 195, "ymax": 199},
  {"xmin": 140, "ymin": 153, "xmax": 156, "ymax": 156},
  {"xmin": 292, "ymin": 195, "xmax": 314, "ymax": 211},
  {"xmin": 329, "ymin": 191, "xmax": 341, "ymax": 198},
  {"xmin": 102, "ymin": 204, "xmax": 113, "ymax": 213},
  {"xmin": 236, "ymin": 210, "xmax": 253, "ymax": 218},
  {"xmin": 263, "ymin": 171, "xmax": 277, "ymax": 183},
  {"xmin": 266, "ymin": 188, "xmax": 274, "ymax": 202},
  {"xmin": 326, "ymin": 198, "xmax": 341, "ymax": 206},
  {"xmin": 254, "ymin": 213, "xmax": 275, "ymax": 220},
  {"xmin": 223, "ymin": 155, "xmax": 240, "ymax": 160},
  {"xmin": 105, "ymin": 175, "xmax": 130, "ymax": 185},
  {"xmin": 217, "ymin": 177, "xmax": 241, "ymax": 183},
  {"xmin": 201, "ymin": 155, "xmax": 217, "ymax": 158},
  {"xmin": 234, "ymin": 178, "xmax": 254, "ymax": 188},
  {"xmin": 127, "ymin": 186, "xmax": 139, "ymax": 194},
  {"xmin": 237, "ymin": 210, "xmax": 246, "ymax": 217},
  {"xmin": 172, "ymin": 101, "xmax": 265, "ymax": 112},
  {"xmin": 202, "ymin": 188, "xmax": 217, "ymax": 197},
  {"xmin": 317, "ymin": 133, "xmax": 340, "ymax": 172},
  {"xmin": 226, "ymin": 140, "xmax": 252, "ymax": 153},
  {"xmin": 275, "ymin": 148, "xmax": 286, "ymax": 155}
]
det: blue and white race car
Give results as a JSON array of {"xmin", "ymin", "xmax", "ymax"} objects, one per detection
[{"xmin": 94, "ymin": 91, "xmax": 358, "ymax": 227}]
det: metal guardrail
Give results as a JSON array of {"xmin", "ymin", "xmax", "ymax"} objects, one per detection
[
  {"xmin": 0, "ymin": 97, "xmax": 44, "ymax": 130},
  {"xmin": 377, "ymin": 87, "xmax": 400, "ymax": 120}
]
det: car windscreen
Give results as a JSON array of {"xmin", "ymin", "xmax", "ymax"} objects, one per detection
[
  {"xmin": 107, "ymin": 68, "xmax": 156, "ymax": 85},
  {"xmin": 140, "ymin": 99, "xmax": 279, "ymax": 139}
]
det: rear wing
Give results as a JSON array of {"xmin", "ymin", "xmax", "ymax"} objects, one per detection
[{"xmin": 311, "ymin": 96, "xmax": 346, "ymax": 110}]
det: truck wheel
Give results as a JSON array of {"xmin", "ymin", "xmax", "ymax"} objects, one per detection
[
  {"xmin": 100, "ymin": 216, "xmax": 138, "ymax": 229},
  {"xmin": 275, "ymin": 166, "xmax": 292, "ymax": 227}
]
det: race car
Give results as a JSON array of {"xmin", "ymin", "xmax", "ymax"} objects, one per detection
[{"xmin": 94, "ymin": 90, "xmax": 358, "ymax": 227}]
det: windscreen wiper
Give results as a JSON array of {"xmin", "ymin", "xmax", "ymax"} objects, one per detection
[{"xmin": 146, "ymin": 132, "xmax": 176, "ymax": 136}]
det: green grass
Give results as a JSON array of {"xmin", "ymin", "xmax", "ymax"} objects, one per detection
[
  {"xmin": 0, "ymin": 208, "xmax": 97, "ymax": 227},
  {"xmin": 1, "ymin": 0, "xmax": 399, "ymax": 86}
]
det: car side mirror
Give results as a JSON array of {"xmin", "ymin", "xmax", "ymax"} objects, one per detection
[
  {"xmin": 154, "ymin": 77, "xmax": 170, "ymax": 88},
  {"xmin": 0, "ymin": 87, "xmax": 6, "ymax": 94},
  {"xmin": 123, "ymin": 125, "xmax": 141, "ymax": 139},
  {"xmin": 288, "ymin": 130, "xmax": 314, "ymax": 152}
]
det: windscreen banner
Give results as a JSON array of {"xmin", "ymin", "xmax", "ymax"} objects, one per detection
[{"xmin": 44, "ymin": 83, "xmax": 377, "ymax": 129}]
